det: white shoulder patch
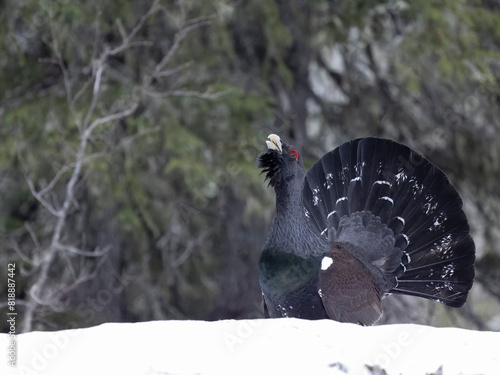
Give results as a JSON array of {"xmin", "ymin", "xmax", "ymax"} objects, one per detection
[{"xmin": 321, "ymin": 256, "xmax": 334, "ymax": 271}]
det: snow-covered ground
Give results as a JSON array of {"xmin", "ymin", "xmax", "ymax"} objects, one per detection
[{"xmin": 2, "ymin": 318, "xmax": 499, "ymax": 375}]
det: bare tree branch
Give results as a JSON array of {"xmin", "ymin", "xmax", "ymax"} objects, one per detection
[
  {"xmin": 144, "ymin": 88, "xmax": 231, "ymax": 100},
  {"xmin": 82, "ymin": 62, "xmax": 105, "ymax": 130},
  {"xmin": 23, "ymin": 76, "xmax": 138, "ymax": 333},
  {"xmin": 20, "ymin": 0, "xmax": 213, "ymax": 332},
  {"xmin": 24, "ymin": 222, "xmax": 41, "ymax": 252},
  {"xmin": 9, "ymin": 238, "xmax": 34, "ymax": 266},
  {"xmin": 153, "ymin": 17, "xmax": 213, "ymax": 77},
  {"xmin": 57, "ymin": 253, "xmax": 109, "ymax": 298},
  {"xmin": 46, "ymin": 6, "xmax": 76, "ymax": 118},
  {"xmin": 54, "ymin": 242, "xmax": 110, "ymax": 257},
  {"xmin": 107, "ymin": 0, "xmax": 161, "ymax": 56},
  {"xmin": 155, "ymin": 60, "xmax": 193, "ymax": 78},
  {"xmin": 119, "ymin": 125, "xmax": 161, "ymax": 148},
  {"xmin": 38, "ymin": 165, "xmax": 70, "ymax": 197},
  {"xmin": 21, "ymin": 12, "xmax": 146, "ymax": 327},
  {"xmin": 86, "ymin": 103, "xmax": 139, "ymax": 136},
  {"xmin": 24, "ymin": 173, "xmax": 61, "ymax": 217}
]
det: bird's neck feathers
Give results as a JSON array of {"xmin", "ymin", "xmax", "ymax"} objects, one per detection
[
  {"xmin": 274, "ymin": 174, "xmax": 305, "ymax": 215},
  {"xmin": 265, "ymin": 176, "xmax": 329, "ymax": 258}
]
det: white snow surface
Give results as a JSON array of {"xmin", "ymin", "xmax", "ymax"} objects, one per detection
[{"xmin": 3, "ymin": 318, "xmax": 499, "ymax": 375}]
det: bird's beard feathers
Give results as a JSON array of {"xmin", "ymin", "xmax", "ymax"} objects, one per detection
[{"xmin": 257, "ymin": 150, "xmax": 283, "ymax": 187}]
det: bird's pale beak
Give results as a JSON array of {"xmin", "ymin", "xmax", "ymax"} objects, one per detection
[{"xmin": 266, "ymin": 134, "xmax": 282, "ymax": 153}]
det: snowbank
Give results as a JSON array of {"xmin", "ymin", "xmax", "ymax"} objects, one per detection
[{"xmin": 2, "ymin": 318, "xmax": 499, "ymax": 375}]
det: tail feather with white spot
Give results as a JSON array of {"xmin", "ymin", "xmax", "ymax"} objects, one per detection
[{"xmin": 303, "ymin": 138, "xmax": 475, "ymax": 307}]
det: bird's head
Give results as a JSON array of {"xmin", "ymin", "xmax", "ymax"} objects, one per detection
[{"xmin": 257, "ymin": 134, "xmax": 305, "ymax": 188}]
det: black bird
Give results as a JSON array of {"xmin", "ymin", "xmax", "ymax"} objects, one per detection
[{"xmin": 257, "ymin": 134, "xmax": 475, "ymax": 325}]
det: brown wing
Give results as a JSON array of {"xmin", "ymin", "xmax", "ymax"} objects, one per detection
[{"xmin": 318, "ymin": 243, "xmax": 383, "ymax": 325}]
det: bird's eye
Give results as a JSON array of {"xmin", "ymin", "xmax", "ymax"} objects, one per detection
[{"xmin": 289, "ymin": 149, "xmax": 299, "ymax": 162}]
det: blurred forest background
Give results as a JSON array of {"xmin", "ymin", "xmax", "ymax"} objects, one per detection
[{"xmin": 1, "ymin": 0, "xmax": 499, "ymax": 333}]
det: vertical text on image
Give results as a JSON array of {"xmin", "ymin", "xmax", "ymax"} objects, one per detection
[{"xmin": 7, "ymin": 262, "xmax": 17, "ymax": 366}]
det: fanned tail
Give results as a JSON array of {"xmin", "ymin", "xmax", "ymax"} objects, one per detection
[{"xmin": 304, "ymin": 138, "xmax": 475, "ymax": 307}]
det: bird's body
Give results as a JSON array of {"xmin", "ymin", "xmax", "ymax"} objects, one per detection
[{"xmin": 257, "ymin": 135, "xmax": 475, "ymax": 325}]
